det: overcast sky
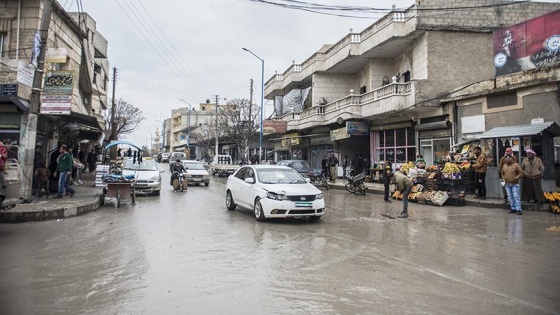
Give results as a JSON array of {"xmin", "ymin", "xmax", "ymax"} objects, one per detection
[{"xmin": 57, "ymin": 0, "xmax": 418, "ymax": 147}]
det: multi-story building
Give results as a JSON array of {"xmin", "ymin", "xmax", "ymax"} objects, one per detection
[
  {"xmin": 264, "ymin": 0, "xmax": 560, "ymax": 170},
  {"xmin": 170, "ymin": 103, "xmax": 219, "ymax": 157},
  {"xmin": 0, "ymin": 0, "xmax": 108, "ymax": 156},
  {"xmin": 161, "ymin": 118, "xmax": 171, "ymax": 153}
]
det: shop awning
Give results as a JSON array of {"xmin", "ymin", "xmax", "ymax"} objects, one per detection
[
  {"xmin": 452, "ymin": 137, "xmax": 480, "ymax": 148},
  {"xmin": 0, "ymin": 96, "xmax": 29, "ymax": 111},
  {"xmin": 480, "ymin": 121, "xmax": 560, "ymax": 138}
]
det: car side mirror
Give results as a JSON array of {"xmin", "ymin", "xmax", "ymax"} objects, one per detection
[{"xmin": 245, "ymin": 177, "xmax": 255, "ymax": 184}]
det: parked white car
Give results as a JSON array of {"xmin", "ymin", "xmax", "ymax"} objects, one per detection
[
  {"xmin": 122, "ymin": 158, "xmax": 163, "ymax": 195},
  {"xmin": 225, "ymin": 165, "xmax": 325, "ymax": 221},
  {"xmin": 182, "ymin": 160, "xmax": 210, "ymax": 186}
]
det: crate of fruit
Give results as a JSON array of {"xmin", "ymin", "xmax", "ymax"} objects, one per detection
[
  {"xmin": 442, "ymin": 172, "xmax": 461, "ymax": 180},
  {"xmin": 431, "ymin": 190, "xmax": 449, "ymax": 206}
]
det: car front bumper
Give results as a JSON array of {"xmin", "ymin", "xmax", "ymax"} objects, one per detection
[
  {"xmin": 260, "ymin": 198, "xmax": 325, "ymax": 218},
  {"xmin": 133, "ymin": 181, "xmax": 161, "ymax": 192},
  {"xmin": 186, "ymin": 177, "xmax": 210, "ymax": 185}
]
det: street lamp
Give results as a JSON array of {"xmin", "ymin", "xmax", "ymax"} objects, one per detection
[{"xmin": 242, "ymin": 47, "xmax": 264, "ymax": 164}]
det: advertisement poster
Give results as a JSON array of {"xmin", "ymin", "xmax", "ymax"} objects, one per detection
[
  {"xmin": 511, "ymin": 137, "xmax": 520, "ymax": 151},
  {"xmin": 263, "ymin": 120, "xmax": 287, "ymax": 135},
  {"xmin": 493, "ymin": 10, "xmax": 560, "ymax": 76},
  {"xmin": 40, "ymin": 95, "xmax": 72, "ymax": 115}
]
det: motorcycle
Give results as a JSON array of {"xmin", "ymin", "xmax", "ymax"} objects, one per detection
[
  {"xmin": 345, "ymin": 171, "xmax": 367, "ymax": 195},
  {"xmin": 307, "ymin": 170, "xmax": 329, "ymax": 190},
  {"xmin": 172, "ymin": 171, "xmax": 188, "ymax": 192}
]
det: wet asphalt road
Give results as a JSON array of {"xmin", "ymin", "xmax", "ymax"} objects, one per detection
[{"xmin": 1, "ymin": 167, "xmax": 560, "ymax": 315}]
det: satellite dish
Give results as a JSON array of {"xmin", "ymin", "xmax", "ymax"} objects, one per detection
[
  {"xmin": 318, "ymin": 97, "xmax": 328, "ymax": 105},
  {"xmin": 337, "ymin": 117, "xmax": 344, "ymax": 125}
]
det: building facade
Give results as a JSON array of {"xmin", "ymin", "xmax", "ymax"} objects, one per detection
[{"xmin": 264, "ymin": 0, "xmax": 560, "ymax": 171}]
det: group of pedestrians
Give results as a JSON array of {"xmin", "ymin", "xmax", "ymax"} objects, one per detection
[{"xmin": 320, "ymin": 152, "xmax": 339, "ymax": 183}]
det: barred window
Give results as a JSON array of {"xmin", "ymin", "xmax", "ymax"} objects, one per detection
[
  {"xmin": 487, "ymin": 92, "xmax": 517, "ymax": 109},
  {"xmin": 0, "ymin": 33, "xmax": 6, "ymax": 57}
]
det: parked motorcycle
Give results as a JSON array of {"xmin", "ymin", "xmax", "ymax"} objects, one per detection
[
  {"xmin": 172, "ymin": 171, "xmax": 188, "ymax": 192},
  {"xmin": 307, "ymin": 170, "xmax": 329, "ymax": 190},
  {"xmin": 345, "ymin": 171, "xmax": 367, "ymax": 195}
]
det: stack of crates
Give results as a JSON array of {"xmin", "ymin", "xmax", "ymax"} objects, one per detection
[
  {"xmin": 95, "ymin": 164, "xmax": 110, "ymax": 187},
  {"xmin": 441, "ymin": 179, "xmax": 466, "ymax": 206}
]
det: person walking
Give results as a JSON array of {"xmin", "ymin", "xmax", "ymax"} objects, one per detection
[
  {"xmin": 87, "ymin": 150, "xmax": 97, "ymax": 173},
  {"xmin": 499, "ymin": 147, "xmax": 518, "ymax": 204},
  {"xmin": 342, "ymin": 155, "xmax": 348, "ymax": 178},
  {"xmin": 352, "ymin": 154, "xmax": 363, "ymax": 176},
  {"xmin": 387, "ymin": 170, "xmax": 413, "ymax": 218},
  {"xmin": 321, "ymin": 155, "xmax": 329, "ymax": 179},
  {"xmin": 472, "ymin": 146, "xmax": 488, "ymax": 200},
  {"xmin": 383, "ymin": 159, "xmax": 393, "ymax": 203},
  {"xmin": 520, "ymin": 148, "xmax": 545, "ymax": 203},
  {"xmin": 53, "ymin": 145, "xmax": 75, "ymax": 199},
  {"xmin": 34, "ymin": 163, "xmax": 51, "ymax": 199},
  {"xmin": 501, "ymin": 154, "xmax": 523, "ymax": 215},
  {"xmin": 328, "ymin": 151, "xmax": 339, "ymax": 182}
]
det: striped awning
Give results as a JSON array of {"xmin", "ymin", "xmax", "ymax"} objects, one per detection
[{"xmin": 480, "ymin": 121, "xmax": 560, "ymax": 138}]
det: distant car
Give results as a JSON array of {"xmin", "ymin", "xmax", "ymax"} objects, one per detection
[
  {"xmin": 122, "ymin": 157, "xmax": 164, "ymax": 195},
  {"xmin": 225, "ymin": 165, "xmax": 325, "ymax": 221},
  {"xmin": 276, "ymin": 160, "xmax": 312, "ymax": 177},
  {"xmin": 182, "ymin": 160, "xmax": 211, "ymax": 186},
  {"xmin": 169, "ymin": 152, "xmax": 188, "ymax": 170},
  {"xmin": 161, "ymin": 152, "xmax": 171, "ymax": 163}
]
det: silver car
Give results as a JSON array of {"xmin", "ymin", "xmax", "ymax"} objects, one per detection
[
  {"xmin": 183, "ymin": 160, "xmax": 211, "ymax": 186},
  {"xmin": 122, "ymin": 158, "xmax": 164, "ymax": 195}
]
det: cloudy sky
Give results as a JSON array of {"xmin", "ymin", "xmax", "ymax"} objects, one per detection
[{"xmin": 64, "ymin": 0, "xmax": 415, "ymax": 147}]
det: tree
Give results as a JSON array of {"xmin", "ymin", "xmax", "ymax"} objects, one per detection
[
  {"xmin": 216, "ymin": 98, "xmax": 260, "ymax": 162},
  {"xmin": 104, "ymin": 98, "xmax": 145, "ymax": 139},
  {"xmin": 189, "ymin": 121, "xmax": 217, "ymax": 162}
]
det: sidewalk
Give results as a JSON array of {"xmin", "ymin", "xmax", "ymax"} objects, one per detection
[
  {"xmin": 0, "ymin": 173, "xmax": 102, "ymax": 223},
  {"xmin": 327, "ymin": 178, "xmax": 550, "ymax": 212}
]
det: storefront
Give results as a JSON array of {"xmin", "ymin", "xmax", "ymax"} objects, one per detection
[
  {"xmin": 416, "ymin": 120, "xmax": 453, "ymax": 167},
  {"xmin": 479, "ymin": 121, "xmax": 560, "ymax": 197},
  {"xmin": 371, "ymin": 125, "xmax": 416, "ymax": 164}
]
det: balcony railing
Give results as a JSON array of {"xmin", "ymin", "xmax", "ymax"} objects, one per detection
[{"xmin": 279, "ymin": 81, "xmax": 412, "ymax": 123}]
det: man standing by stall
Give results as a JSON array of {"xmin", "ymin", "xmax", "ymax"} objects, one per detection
[
  {"xmin": 472, "ymin": 146, "xmax": 488, "ymax": 200},
  {"xmin": 521, "ymin": 148, "xmax": 545, "ymax": 203},
  {"xmin": 501, "ymin": 154, "xmax": 523, "ymax": 215},
  {"xmin": 328, "ymin": 151, "xmax": 338, "ymax": 182},
  {"xmin": 499, "ymin": 147, "xmax": 518, "ymax": 204}
]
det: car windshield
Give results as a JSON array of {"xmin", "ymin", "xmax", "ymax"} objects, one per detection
[
  {"xmin": 293, "ymin": 161, "xmax": 310, "ymax": 169},
  {"xmin": 257, "ymin": 168, "xmax": 306, "ymax": 184},
  {"xmin": 125, "ymin": 160, "xmax": 158, "ymax": 171},
  {"xmin": 184, "ymin": 162, "xmax": 205, "ymax": 170}
]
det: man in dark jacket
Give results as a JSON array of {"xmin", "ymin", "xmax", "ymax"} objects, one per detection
[
  {"xmin": 53, "ymin": 144, "xmax": 75, "ymax": 198},
  {"xmin": 327, "ymin": 151, "xmax": 338, "ymax": 182},
  {"xmin": 170, "ymin": 159, "xmax": 186, "ymax": 185},
  {"xmin": 352, "ymin": 154, "xmax": 363, "ymax": 176},
  {"xmin": 382, "ymin": 159, "xmax": 393, "ymax": 202}
]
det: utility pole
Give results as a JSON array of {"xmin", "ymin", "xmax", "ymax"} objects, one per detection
[
  {"xmin": 248, "ymin": 79, "xmax": 253, "ymax": 160},
  {"xmin": 20, "ymin": 0, "xmax": 53, "ymax": 202},
  {"xmin": 110, "ymin": 67, "xmax": 118, "ymax": 141},
  {"xmin": 214, "ymin": 95, "xmax": 219, "ymax": 158}
]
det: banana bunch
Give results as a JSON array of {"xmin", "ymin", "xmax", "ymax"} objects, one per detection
[
  {"xmin": 400, "ymin": 161, "xmax": 415, "ymax": 175},
  {"xmin": 443, "ymin": 162, "xmax": 460, "ymax": 173},
  {"xmin": 544, "ymin": 192, "xmax": 560, "ymax": 202}
]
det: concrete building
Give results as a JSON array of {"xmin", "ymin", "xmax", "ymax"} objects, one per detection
[
  {"xmin": 161, "ymin": 118, "xmax": 171, "ymax": 153},
  {"xmin": 264, "ymin": 0, "xmax": 560, "ymax": 171},
  {"xmin": 0, "ymin": 0, "xmax": 108, "ymax": 157}
]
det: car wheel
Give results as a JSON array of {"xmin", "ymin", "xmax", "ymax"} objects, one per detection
[
  {"xmin": 154, "ymin": 190, "xmax": 161, "ymax": 196},
  {"xmin": 226, "ymin": 190, "xmax": 237, "ymax": 210},
  {"xmin": 254, "ymin": 199, "xmax": 266, "ymax": 222},
  {"xmin": 309, "ymin": 216, "xmax": 321, "ymax": 222}
]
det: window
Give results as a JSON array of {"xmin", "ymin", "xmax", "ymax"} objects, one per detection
[
  {"xmin": 373, "ymin": 128, "xmax": 416, "ymax": 163},
  {"xmin": 487, "ymin": 92, "xmax": 517, "ymax": 109},
  {"xmin": 0, "ymin": 33, "xmax": 6, "ymax": 57},
  {"xmin": 235, "ymin": 167, "xmax": 247, "ymax": 180}
]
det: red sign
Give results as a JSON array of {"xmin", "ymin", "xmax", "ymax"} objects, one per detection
[
  {"xmin": 493, "ymin": 10, "xmax": 560, "ymax": 76},
  {"xmin": 263, "ymin": 120, "xmax": 287, "ymax": 135}
]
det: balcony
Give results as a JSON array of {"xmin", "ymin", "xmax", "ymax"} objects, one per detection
[
  {"xmin": 265, "ymin": 7, "xmax": 417, "ymax": 95},
  {"xmin": 278, "ymin": 81, "xmax": 413, "ymax": 131}
]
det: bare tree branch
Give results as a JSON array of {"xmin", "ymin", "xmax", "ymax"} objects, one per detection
[
  {"xmin": 104, "ymin": 98, "xmax": 145, "ymax": 139},
  {"xmin": 216, "ymin": 98, "xmax": 260, "ymax": 160}
]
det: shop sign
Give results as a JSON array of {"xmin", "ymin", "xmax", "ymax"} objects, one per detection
[
  {"xmin": 263, "ymin": 120, "xmax": 287, "ymax": 135},
  {"xmin": 0, "ymin": 84, "xmax": 17, "ymax": 96},
  {"xmin": 45, "ymin": 48, "xmax": 68, "ymax": 63},
  {"xmin": 281, "ymin": 132, "xmax": 300, "ymax": 146},
  {"xmin": 330, "ymin": 127, "xmax": 349, "ymax": 141},
  {"xmin": 40, "ymin": 95, "xmax": 72, "ymax": 115},
  {"xmin": 43, "ymin": 70, "xmax": 74, "ymax": 94},
  {"xmin": 346, "ymin": 121, "xmax": 368, "ymax": 136},
  {"xmin": 461, "ymin": 115, "xmax": 485, "ymax": 134},
  {"xmin": 17, "ymin": 61, "xmax": 35, "ymax": 87}
]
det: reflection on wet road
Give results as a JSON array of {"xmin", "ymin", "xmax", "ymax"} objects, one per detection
[{"xmin": 1, "ymin": 169, "xmax": 559, "ymax": 314}]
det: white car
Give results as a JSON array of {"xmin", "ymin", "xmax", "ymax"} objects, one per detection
[
  {"xmin": 122, "ymin": 158, "xmax": 164, "ymax": 195},
  {"xmin": 225, "ymin": 165, "xmax": 325, "ymax": 221},
  {"xmin": 182, "ymin": 160, "xmax": 211, "ymax": 186},
  {"xmin": 161, "ymin": 152, "xmax": 171, "ymax": 163}
]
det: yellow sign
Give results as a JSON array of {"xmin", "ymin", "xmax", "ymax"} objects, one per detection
[
  {"xmin": 281, "ymin": 132, "xmax": 300, "ymax": 147},
  {"xmin": 330, "ymin": 127, "xmax": 349, "ymax": 141}
]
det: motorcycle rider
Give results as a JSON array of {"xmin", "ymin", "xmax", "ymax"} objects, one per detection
[{"xmin": 170, "ymin": 159, "xmax": 186, "ymax": 185}]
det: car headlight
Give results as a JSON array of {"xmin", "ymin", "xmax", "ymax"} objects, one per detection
[
  {"xmin": 266, "ymin": 192, "xmax": 289, "ymax": 201},
  {"xmin": 149, "ymin": 176, "xmax": 159, "ymax": 181},
  {"xmin": 316, "ymin": 193, "xmax": 323, "ymax": 200}
]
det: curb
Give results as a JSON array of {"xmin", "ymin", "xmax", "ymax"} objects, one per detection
[{"xmin": 0, "ymin": 192, "xmax": 102, "ymax": 223}]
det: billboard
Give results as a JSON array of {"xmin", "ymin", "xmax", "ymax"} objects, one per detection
[
  {"xmin": 43, "ymin": 70, "xmax": 74, "ymax": 94},
  {"xmin": 263, "ymin": 120, "xmax": 287, "ymax": 135},
  {"xmin": 493, "ymin": 10, "xmax": 560, "ymax": 76}
]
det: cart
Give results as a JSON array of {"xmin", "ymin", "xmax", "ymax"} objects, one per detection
[
  {"xmin": 100, "ymin": 140, "xmax": 143, "ymax": 209},
  {"xmin": 102, "ymin": 182, "xmax": 136, "ymax": 209}
]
